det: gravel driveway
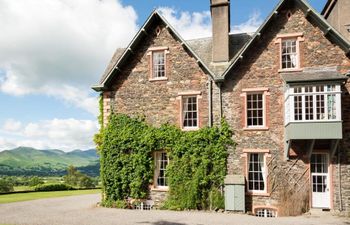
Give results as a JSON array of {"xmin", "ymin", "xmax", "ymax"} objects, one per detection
[{"xmin": 0, "ymin": 194, "xmax": 349, "ymax": 225}]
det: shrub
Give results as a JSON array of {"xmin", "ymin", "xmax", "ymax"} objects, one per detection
[
  {"xmin": 0, "ymin": 178, "xmax": 14, "ymax": 193},
  {"xmin": 34, "ymin": 183, "xmax": 75, "ymax": 192}
]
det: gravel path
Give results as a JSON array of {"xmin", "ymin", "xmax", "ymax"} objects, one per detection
[{"xmin": 0, "ymin": 194, "xmax": 349, "ymax": 225}]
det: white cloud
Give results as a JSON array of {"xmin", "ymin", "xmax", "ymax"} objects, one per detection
[
  {"xmin": 0, "ymin": 0, "xmax": 138, "ymax": 115},
  {"xmin": 231, "ymin": 11, "xmax": 263, "ymax": 34},
  {"xmin": 0, "ymin": 118, "xmax": 99, "ymax": 151},
  {"xmin": 2, "ymin": 119, "xmax": 22, "ymax": 132},
  {"xmin": 158, "ymin": 7, "xmax": 212, "ymax": 40}
]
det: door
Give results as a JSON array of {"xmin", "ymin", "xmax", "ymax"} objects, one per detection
[{"xmin": 311, "ymin": 153, "xmax": 330, "ymax": 208}]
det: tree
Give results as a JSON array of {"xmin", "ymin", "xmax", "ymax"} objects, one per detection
[
  {"xmin": 0, "ymin": 178, "xmax": 14, "ymax": 193},
  {"xmin": 63, "ymin": 165, "xmax": 81, "ymax": 186},
  {"xmin": 28, "ymin": 176, "xmax": 44, "ymax": 187},
  {"xmin": 63, "ymin": 165, "xmax": 95, "ymax": 188}
]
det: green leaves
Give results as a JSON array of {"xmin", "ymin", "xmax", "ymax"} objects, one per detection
[{"xmin": 98, "ymin": 114, "xmax": 234, "ymax": 209}]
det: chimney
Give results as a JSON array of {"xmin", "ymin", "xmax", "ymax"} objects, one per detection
[{"xmin": 211, "ymin": 0, "xmax": 230, "ymax": 62}]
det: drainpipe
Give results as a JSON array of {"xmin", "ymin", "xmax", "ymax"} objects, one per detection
[
  {"xmin": 218, "ymin": 82, "xmax": 223, "ymax": 119},
  {"xmin": 208, "ymin": 80, "xmax": 213, "ymax": 127},
  {"xmin": 338, "ymin": 147, "xmax": 343, "ymax": 211}
]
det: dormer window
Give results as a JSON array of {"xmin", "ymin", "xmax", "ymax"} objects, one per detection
[
  {"xmin": 147, "ymin": 47, "xmax": 169, "ymax": 81},
  {"xmin": 275, "ymin": 33, "xmax": 304, "ymax": 72}
]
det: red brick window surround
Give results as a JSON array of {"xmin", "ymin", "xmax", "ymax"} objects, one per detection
[
  {"xmin": 178, "ymin": 91, "xmax": 202, "ymax": 131},
  {"xmin": 147, "ymin": 47, "xmax": 170, "ymax": 81},
  {"xmin": 275, "ymin": 33, "xmax": 304, "ymax": 72},
  {"xmin": 241, "ymin": 88, "xmax": 270, "ymax": 130},
  {"xmin": 241, "ymin": 149, "xmax": 271, "ymax": 196}
]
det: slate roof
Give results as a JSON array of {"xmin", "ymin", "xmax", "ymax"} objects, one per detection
[
  {"xmin": 186, "ymin": 33, "xmax": 253, "ymax": 75},
  {"xmin": 100, "ymin": 33, "xmax": 253, "ymax": 84},
  {"xmin": 281, "ymin": 70, "xmax": 348, "ymax": 84},
  {"xmin": 220, "ymin": 0, "xmax": 350, "ymax": 80},
  {"xmin": 93, "ymin": 0, "xmax": 350, "ymax": 91}
]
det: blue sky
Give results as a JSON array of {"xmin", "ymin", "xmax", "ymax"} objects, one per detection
[{"xmin": 0, "ymin": 0, "xmax": 327, "ymax": 151}]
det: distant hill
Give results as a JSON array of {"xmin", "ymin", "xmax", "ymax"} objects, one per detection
[{"xmin": 0, "ymin": 147, "xmax": 99, "ymax": 177}]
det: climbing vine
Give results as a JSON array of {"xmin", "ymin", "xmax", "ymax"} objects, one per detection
[
  {"xmin": 93, "ymin": 94, "xmax": 104, "ymax": 152},
  {"xmin": 96, "ymin": 113, "xmax": 234, "ymax": 210}
]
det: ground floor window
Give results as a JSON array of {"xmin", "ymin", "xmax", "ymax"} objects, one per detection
[
  {"xmin": 248, "ymin": 153, "xmax": 266, "ymax": 192},
  {"xmin": 154, "ymin": 151, "xmax": 169, "ymax": 188}
]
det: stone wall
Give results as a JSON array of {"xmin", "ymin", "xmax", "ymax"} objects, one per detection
[
  {"xmin": 105, "ymin": 24, "xmax": 210, "ymax": 129},
  {"xmin": 220, "ymin": 6, "xmax": 350, "ymax": 213},
  {"xmin": 103, "ymin": 23, "xmax": 212, "ymax": 204}
]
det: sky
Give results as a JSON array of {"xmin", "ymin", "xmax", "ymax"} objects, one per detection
[{"xmin": 0, "ymin": 0, "xmax": 327, "ymax": 151}]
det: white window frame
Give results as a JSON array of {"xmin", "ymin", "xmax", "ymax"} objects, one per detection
[
  {"xmin": 246, "ymin": 92, "xmax": 265, "ymax": 128},
  {"xmin": 255, "ymin": 208, "xmax": 277, "ymax": 217},
  {"xmin": 241, "ymin": 88, "xmax": 269, "ymax": 130},
  {"xmin": 181, "ymin": 94, "xmax": 199, "ymax": 130},
  {"xmin": 284, "ymin": 84, "xmax": 341, "ymax": 124},
  {"xmin": 152, "ymin": 51, "xmax": 165, "ymax": 78},
  {"xmin": 275, "ymin": 33, "xmax": 304, "ymax": 72},
  {"xmin": 154, "ymin": 151, "xmax": 169, "ymax": 189},
  {"xmin": 247, "ymin": 153, "xmax": 267, "ymax": 193},
  {"xmin": 147, "ymin": 47, "xmax": 169, "ymax": 81},
  {"xmin": 281, "ymin": 39, "xmax": 298, "ymax": 70}
]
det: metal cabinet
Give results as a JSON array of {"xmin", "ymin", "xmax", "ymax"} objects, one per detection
[{"xmin": 224, "ymin": 175, "xmax": 245, "ymax": 212}]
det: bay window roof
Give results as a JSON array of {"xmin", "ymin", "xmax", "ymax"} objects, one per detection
[{"xmin": 281, "ymin": 70, "xmax": 348, "ymax": 84}]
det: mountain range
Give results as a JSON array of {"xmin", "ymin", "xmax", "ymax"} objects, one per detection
[{"xmin": 0, "ymin": 147, "xmax": 99, "ymax": 177}]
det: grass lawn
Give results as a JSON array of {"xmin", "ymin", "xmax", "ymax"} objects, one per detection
[{"xmin": 0, "ymin": 189, "xmax": 101, "ymax": 204}]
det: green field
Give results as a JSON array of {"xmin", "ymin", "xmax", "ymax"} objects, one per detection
[{"xmin": 0, "ymin": 189, "xmax": 101, "ymax": 204}]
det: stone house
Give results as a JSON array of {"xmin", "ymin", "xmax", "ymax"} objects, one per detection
[{"xmin": 93, "ymin": 0, "xmax": 350, "ymax": 216}]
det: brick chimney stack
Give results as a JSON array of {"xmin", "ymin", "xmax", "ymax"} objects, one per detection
[{"xmin": 211, "ymin": 0, "xmax": 230, "ymax": 62}]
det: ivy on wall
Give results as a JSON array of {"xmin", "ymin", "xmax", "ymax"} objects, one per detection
[{"xmin": 95, "ymin": 113, "xmax": 234, "ymax": 210}]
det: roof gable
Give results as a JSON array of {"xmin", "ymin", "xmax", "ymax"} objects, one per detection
[
  {"xmin": 218, "ymin": 0, "xmax": 350, "ymax": 82},
  {"xmin": 92, "ymin": 10, "xmax": 215, "ymax": 91}
]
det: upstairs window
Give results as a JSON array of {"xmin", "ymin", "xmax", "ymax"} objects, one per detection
[
  {"xmin": 247, "ymin": 93, "xmax": 264, "ymax": 127},
  {"xmin": 182, "ymin": 96, "xmax": 198, "ymax": 129},
  {"xmin": 241, "ymin": 88, "xmax": 269, "ymax": 130},
  {"xmin": 275, "ymin": 33, "xmax": 304, "ymax": 72},
  {"xmin": 153, "ymin": 51, "xmax": 165, "ymax": 78},
  {"xmin": 282, "ymin": 39, "xmax": 297, "ymax": 69},
  {"xmin": 147, "ymin": 47, "xmax": 169, "ymax": 81},
  {"xmin": 285, "ymin": 84, "xmax": 341, "ymax": 123}
]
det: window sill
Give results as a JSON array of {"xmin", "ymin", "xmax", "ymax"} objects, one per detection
[
  {"xmin": 151, "ymin": 187, "xmax": 169, "ymax": 192},
  {"xmin": 246, "ymin": 191, "xmax": 270, "ymax": 197},
  {"xmin": 182, "ymin": 127, "xmax": 199, "ymax": 131},
  {"xmin": 243, "ymin": 127, "xmax": 269, "ymax": 131},
  {"xmin": 149, "ymin": 77, "xmax": 168, "ymax": 82},
  {"xmin": 278, "ymin": 68, "xmax": 303, "ymax": 73}
]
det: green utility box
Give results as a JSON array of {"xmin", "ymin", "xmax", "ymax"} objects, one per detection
[{"xmin": 224, "ymin": 175, "xmax": 245, "ymax": 212}]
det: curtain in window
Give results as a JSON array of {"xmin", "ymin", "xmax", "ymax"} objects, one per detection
[
  {"xmin": 290, "ymin": 53, "xmax": 297, "ymax": 68},
  {"xmin": 259, "ymin": 154, "xmax": 266, "ymax": 190},
  {"xmin": 182, "ymin": 97, "xmax": 189, "ymax": 126}
]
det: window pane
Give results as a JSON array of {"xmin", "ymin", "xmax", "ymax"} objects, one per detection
[
  {"xmin": 281, "ymin": 39, "xmax": 297, "ymax": 69},
  {"xmin": 248, "ymin": 153, "xmax": 265, "ymax": 191},
  {"xmin": 246, "ymin": 93, "xmax": 264, "ymax": 127},
  {"xmin": 153, "ymin": 52, "xmax": 165, "ymax": 78},
  {"xmin": 156, "ymin": 152, "xmax": 168, "ymax": 187},
  {"xmin": 182, "ymin": 96, "xmax": 198, "ymax": 128}
]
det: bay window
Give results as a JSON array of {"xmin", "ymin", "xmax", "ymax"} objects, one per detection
[{"xmin": 285, "ymin": 84, "xmax": 341, "ymax": 124}]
